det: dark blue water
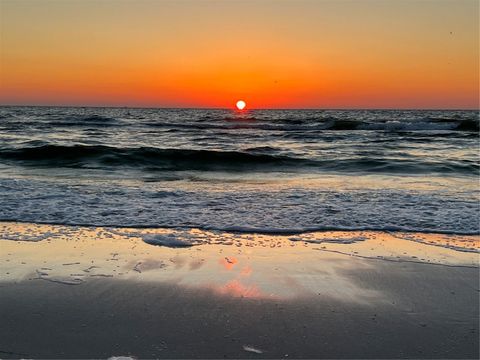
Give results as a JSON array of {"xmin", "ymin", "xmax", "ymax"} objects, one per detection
[{"xmin": 0, "ymin": 106, "xmax": 478, "ymax": 234}]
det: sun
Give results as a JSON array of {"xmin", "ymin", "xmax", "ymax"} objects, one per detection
[{"xmin": 236, "ymin": 100, "xmax": 246, "ymax": 110}]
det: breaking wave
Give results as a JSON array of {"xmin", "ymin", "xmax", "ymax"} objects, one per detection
[{"xmin": 1, "ymin": 144, "xmax": 478, "ymax": 175}]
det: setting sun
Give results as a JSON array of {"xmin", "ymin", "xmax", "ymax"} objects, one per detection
[{"xmin": 236, "ymin": 100, "xmax": 246, "ymax": 110}]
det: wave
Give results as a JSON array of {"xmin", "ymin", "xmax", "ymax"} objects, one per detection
[
  {"xmin": 356, "ymin": 119, "xmax": 479, "ymax": 132},
  {"xmin": 1, "ymin": 219, "xmax": 478, "ymax": 237},
  {"xmin": 143, "ymin": 118, "xmax": 479, "ymax": 132},
  {"xmin": 0, "ymin": 144, "xmax": 307, "ymax": 169},
  {"xmin": 0, "ymin": 144, "xmax": 478, "ymax": 175},
  {"xmin": 219, "ymin": 114, "xmax": 478, "ymax": 131},
  {"xmin": 48, "ymin": 115, "xmax": 122, "ymax": 128},
  {"xmin": 3, "ymin": 115, "xmax": 122, "ymax": 129},
  {"xmin": 2, "ymin": 112, "xmax": 478, "ymax": 133}
]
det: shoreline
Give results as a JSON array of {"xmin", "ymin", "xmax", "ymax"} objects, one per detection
[
  {"xmin": 2, "ymin": 219, "xmax": 479, "ymax": 237},
  {"xmin": 1, "ymin": 222, "xmax": 479, "ymax": 358}
]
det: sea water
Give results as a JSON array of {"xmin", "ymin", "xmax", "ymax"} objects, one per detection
[{"xmin": 0, "ymin": 107, "xmax": 478, "ymax": 234}]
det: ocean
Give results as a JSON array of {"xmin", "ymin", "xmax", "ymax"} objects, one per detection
[{"xmin": 0, "ymin": 106, "xmax": 478, "ymax": 235}]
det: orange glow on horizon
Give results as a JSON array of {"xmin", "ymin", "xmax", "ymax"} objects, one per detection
[{"xmin": 0, "ymin": 0, "xmax": 478, "ymax": 109}]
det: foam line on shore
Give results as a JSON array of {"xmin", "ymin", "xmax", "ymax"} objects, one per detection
[{"xmin": 1, "ymin": 219, "xmax": 479, "ymax": 236}]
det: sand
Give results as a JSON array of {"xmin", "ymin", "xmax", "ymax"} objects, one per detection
[{"xmin": 0, "ymin": 222, "xmax": 478, "ymax": 359}]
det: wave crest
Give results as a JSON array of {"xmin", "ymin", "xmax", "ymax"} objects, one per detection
[{"xmin": 1, "ymin": 144, "xmax": 478, "ymax": 175}]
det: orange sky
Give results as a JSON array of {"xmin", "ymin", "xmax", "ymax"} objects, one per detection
[{"xmin": 0, "ymin": 0, "xmax": 478, "ymax": 109}]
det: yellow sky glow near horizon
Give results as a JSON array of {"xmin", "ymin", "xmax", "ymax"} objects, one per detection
[{"xmin": 0, "ymin": 0, "xmax": 478, "ymax": 109}]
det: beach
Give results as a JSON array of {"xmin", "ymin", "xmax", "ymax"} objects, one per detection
[
  {"xmin": 1, "ymin": 222, "xmax": 478, "ymax": 359},
  {"xmin": 1, "ymin": 0, "xmax": 479, "ymax": 357}
]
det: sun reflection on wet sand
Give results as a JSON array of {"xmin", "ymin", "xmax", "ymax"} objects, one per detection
[
  {"xmin": 220, "ymin": 256, "xmax": 238, "ymax": 271},
  {"xmin": 0, "ymin": 222, "xmax": 478, "ymax": 303},
  {"xmin": 214, "ymin": 279, "xmax": 263, "ymax": 298}
]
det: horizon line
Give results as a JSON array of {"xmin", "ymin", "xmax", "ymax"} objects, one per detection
[{"xmin": 0, "ymin": 104, "xmax": 479, "ymax": 111}]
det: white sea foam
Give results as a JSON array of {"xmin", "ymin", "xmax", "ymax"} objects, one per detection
[
  {"xmin": 243, "ymin": 345, "xmax": 264, "ymax": 354},
  {"xmin": 293, "ymin": 236, "xmax": 368, "ymax": 244},
  {"xmin": 0, "ymin": 177, "xmax": 478, "ymax": 236},
  {"xmin": 141, "ymin": 233, "xmax": 193, "ymax": 248},
  {"xmin": 0, "ymin": 224, "xmax": 78, "ymax": 242}
]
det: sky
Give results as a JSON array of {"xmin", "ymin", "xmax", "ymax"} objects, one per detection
[{"xmin": 0, "ymin": 0, "xmax": 478, "ymax": 109}]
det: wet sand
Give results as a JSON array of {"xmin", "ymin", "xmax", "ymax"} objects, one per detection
[{"xmin": 0, "ymin": 222, "xmax": 478, "ymax": 359}]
